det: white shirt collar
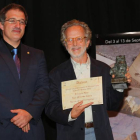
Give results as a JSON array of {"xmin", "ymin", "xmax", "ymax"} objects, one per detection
[{"xmin": 70, "ymin": 54, "xmax": 90, "ymax": 69}]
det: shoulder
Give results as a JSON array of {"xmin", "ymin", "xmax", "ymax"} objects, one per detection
[
  {"xmin": 90, "ymin": 57, "xmax": 110, "ymax": 70},
  {"xmin": 50, "ymin": 59, "xmax": 71, "ymax": 75},
  {"xmin": 0, "ymin": 39, "xmax": 4, "ymax": 45},
  {"xmin": 21, "ymin": 44, "xmax": 44, "ymax": 55},
  {"xmin": 21, "ymin": 44, "xmax": 43, "ymax": 53}
]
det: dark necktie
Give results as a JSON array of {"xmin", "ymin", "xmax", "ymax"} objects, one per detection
[{"xmin": 12, "ymin": 49, "xmax": 20, "ymax": 78}]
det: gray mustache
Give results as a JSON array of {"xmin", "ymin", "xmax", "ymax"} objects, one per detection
[{"xmin": 12, "ymin": 28, "xmax": 21, "ymax": 31}]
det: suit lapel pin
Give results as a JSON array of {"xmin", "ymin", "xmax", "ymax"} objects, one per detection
[{"xmin": 27, "ymin": 52, "xmax": 30, "ymax": 54}]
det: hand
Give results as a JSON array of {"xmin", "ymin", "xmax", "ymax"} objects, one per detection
[
  {"xmin": 22, "ymin": 123, "xmax": 30, "ymax": 133},
  {"xmin": 125, "ymin": 67, "xmax": 131, "ymax": 83},
  {"xmin": 112, "ymin": 74, "xmax": 115, "ymax": 78},
  {"xmin": 10, "ymin": 109, "xmax": 33, "ymax": 128},
  {"xmin": 71, "ymin": 101, "xmax": 93, "ymax": 119},
  {"xmin": 112, "ymin": 67, "xmax": 132, "ymax": 83}
]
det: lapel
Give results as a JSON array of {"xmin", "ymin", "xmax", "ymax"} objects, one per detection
[
  {"xmin": 20, "ymin": 44, "xmax": 31, "ymax": 87},
  {"xmin": 90, "ymin": 57, "xmax": 102, "ymax": 111},
  {"xmin": 61, "ymin": 59, "xmax": 76, "ymax": 82},
  {"xmin": 60, "ymin": 59, "xmax": 77, "ymax": 115},
  {"xmin": 90, "ymin": 57, "xmax": 101, "ymax": 78},
  {"xmin": 0, "ymin": 39, "xmax": 20, "ymax": 85}
]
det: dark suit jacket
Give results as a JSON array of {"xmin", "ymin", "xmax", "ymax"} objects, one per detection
[
  {"xmin": 0, "ymin": 39, "xmax": 49, "ymax": 140},
  {"xmin": 45, "ymin": 57, "xmax": 124, "ymax": 140}
]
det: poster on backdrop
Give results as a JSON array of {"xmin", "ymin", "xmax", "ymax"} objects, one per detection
[{"xmin": 96, "ymin": 32, "xmax": 140, "ymax": 140}]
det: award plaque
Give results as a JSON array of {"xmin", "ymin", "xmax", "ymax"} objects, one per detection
[{"xmin": 110, "ymin": 55, "xmax": 127, "ymax": 89}]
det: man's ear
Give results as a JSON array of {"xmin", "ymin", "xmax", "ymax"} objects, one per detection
[
  {"xmin": 64, "ymin": 44, "xmax": 68, "ymax": 50},
  {"xmin": 0, "ymin": 22, "xmax": 4, "ymax": 31},
  {"xmin": 86, "ymin": 40, "xmax": 90, "ymax": 48}
]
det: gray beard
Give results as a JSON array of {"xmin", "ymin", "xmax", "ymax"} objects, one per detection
[{"xmin": 67, "ymin": 46, "xmax": 87, "ymax": 58}]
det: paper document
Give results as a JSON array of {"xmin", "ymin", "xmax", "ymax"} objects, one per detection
[{"xmin": 61, "ymin": 76, "xmax": 103, "ymax": 110}]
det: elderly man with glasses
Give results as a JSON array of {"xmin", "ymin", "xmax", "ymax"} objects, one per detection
[
  {"xmin": 45, "ymin": 19, "xmax": 131, "ymax": 140},
  {"xmin": 0, "ymin": 3, "xmax": 49, "ymax": 140}
]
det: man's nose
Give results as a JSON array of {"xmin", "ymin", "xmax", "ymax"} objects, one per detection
[
  {"xmin": 73, "ymin": 38, "xmax": 77, "ymax": 46},
  {"xmin": 15, "ymin": 21, "xmax": 20, "ymax": 27}
]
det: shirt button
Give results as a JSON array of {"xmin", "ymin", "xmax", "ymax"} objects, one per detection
[
  {"xmin": 81, "ymin": 128, "xmax": 83, "ymax": 130},
  {"xmin": 20, "ymin": 90, "xmax": 22, "ymax": 94}
]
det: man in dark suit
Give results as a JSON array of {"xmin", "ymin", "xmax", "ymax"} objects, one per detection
[
  {"xmin": 0, "ymin": 3, "xmax": 49, "ymax": 140},
  {"xmin": 45, "ymin": 19, "xmax": 131, "ymax": 140}
]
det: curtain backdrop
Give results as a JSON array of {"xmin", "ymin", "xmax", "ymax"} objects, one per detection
[
  {"xmin": 1, "ymin": 0, "xmax": 140, "ymax": 72},
  {"xmin": 0, "ymin": 0, "xmax": 140, "ymax": 139}
]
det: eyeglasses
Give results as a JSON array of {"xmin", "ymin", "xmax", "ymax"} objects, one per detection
[
  {"xmin": 65, "ymin": 36, "xmax": 87, "ymax": 45},
  {"xmin": 5, "ymin": 18, "xmax": 27, "ymax": 25}
]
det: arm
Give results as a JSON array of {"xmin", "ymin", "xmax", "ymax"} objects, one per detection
[
  {"xmin": 0, "ymin": 94, "xmax": 15, "ymax": 119},
  {"xmin": 101, "ymin": 65, "xmax": 124, "ymax": 111},
  {"xmin": 106, "ymin": 82, "xmax": 124, "ymax": 111},
  {"xmin": 45, "ymin": 72, "xmax": 70, "ymax": 125},
  {"xmin": 107, "ymin": 67, "xmax": 131, "ymax": 111},
  {"xmin": 0, "ymin": 94, "xmax": 15, "ymax": 127}
]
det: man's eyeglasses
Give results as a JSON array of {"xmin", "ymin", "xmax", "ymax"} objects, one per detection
[
  {"xmin": 65, "ymin": 36, "xmax": 87, "ymax": 45},
  {"xmin": 5, "ymin": 18, "xmax": 27, "ymax": 25}
]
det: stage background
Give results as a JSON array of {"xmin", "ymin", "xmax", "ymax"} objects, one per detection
[
  {"xmin": 1, "ymin": 0, "xmax": 140, "ymax": 140},
  {"xmin": 96, "ymin": 32, "xmax": 140, "ymax": 140}
]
